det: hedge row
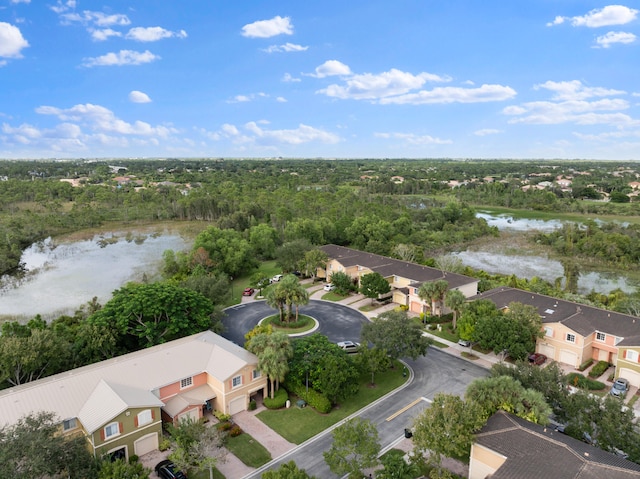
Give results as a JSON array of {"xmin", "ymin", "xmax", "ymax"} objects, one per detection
[
  {"xmin": 566, "ymin": 372, "xmax": 606, "ymax": 391},
  {"xmin": 286, "ymin": 382, "xmax": 332, "ymax": 413},
  {"xmin": 588, "ymin": 360, "xmax": 610, "ymax": 378},
  {"xmin": 264, "ymin": 387, "xmax": 289, "ymax": 409}
]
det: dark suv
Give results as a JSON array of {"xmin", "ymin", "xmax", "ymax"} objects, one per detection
[{"xmin": 155, "ymin": 460, "xmax": 187, "ymax": 479}]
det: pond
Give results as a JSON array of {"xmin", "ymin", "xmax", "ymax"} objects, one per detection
[{"xmin": 0, "ymin": 226, "xmax": 192, "ymax": 322}]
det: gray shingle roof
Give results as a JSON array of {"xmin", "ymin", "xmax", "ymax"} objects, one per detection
[
  {"xmin": 477, "ymin": 287, "xmax": 640, "ymax": 340},
  {"xmin": 476, "ymin": 411, "xmax": 640, "ymax": 478},
  {"xmin": 320, "ymin": 244, "xmax": 478, "ymax": 290}
]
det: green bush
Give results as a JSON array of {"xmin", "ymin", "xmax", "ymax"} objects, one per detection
[
  {"xmin": 158, "ymin": 437, "xmax": 171, "ymax": 452},
  {"xmin": 264, "ymin": 387, "xmax": 289, "ymax": 409},
  {"xmin": 248, "ymin": 399, "xmax": 257, "ymax": 410},
  {"xmin": 214, "ymin": 410, "xmax": 231, "ymax": 422},
  {"xmin": 229, "ymin": 425, "xmax": 243, "ymax": 437},
  {"xmin": 566, "ymin": 372, "xmax": 606, "ymax": 390},
  {"xmin": 286, "ymin": 382, "xmax": 332, "ymax": 413},
  {"xmin": 128, "ymin": 454, "xmax": 139, "ymax": 464},
  {"xmin": 578, "ymin": 359, "xmax": 594, "ymax": 372},
  {"xmin": 217, "ymin": 421, "xmax": 232, "ymax": 432},
  {"xmin": 588, "ymin": 360, "xmax": 610, "ymax": 378}
]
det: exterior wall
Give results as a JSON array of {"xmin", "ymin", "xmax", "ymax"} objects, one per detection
[
  {"xmin": 89, "ymin": 406, "xmax": 162, "ymax": 459},
  {"xmin": 469, "ymin": 444, "xmax": 506, "ymax": 479},
  {"xmin": 616, "ymin": 347, "xmax": 640, "ymax": 387},
  {"xmin": 216, "ymin": 365, "xmax": 267, "ymax": 415},
  {"xmin": 158, "ymin": 371, "xmax": 209, "ymax": 401},
  {"xmin": 537, "ymin": 322, "xmax": 586, "ymax": 367},
  {"xmin": 457, "ymin": 281, "xmax": 479, "ymax": 298}
]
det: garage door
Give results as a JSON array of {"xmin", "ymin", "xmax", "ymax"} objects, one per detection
[
  {"xmin": 229, "ymin": 397, "xmax": 246, "ymax": 415},
  {"xmin": 559, "ymin": 350, "xmax": 578, "ymax": 367},
  {"xmin": 618, "ymin": 368, "xmax": 640, "ymax": 389},
  {"xmin": 538, "ymin": 344, "xmax": 555, "ymax": 360},
  {"xmin": 134, "ymin": 433, "xmax": 158, "ymax": 457},
  {"xmin": 178, "ymin": 408, "xmax": 199, "ymax": 423}
]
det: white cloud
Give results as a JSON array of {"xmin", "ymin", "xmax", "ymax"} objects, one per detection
[
  {"xmin": 129, "ymin": 91, "xmax": 152, "ymax": 103},
  {"xmin": 35, "ymin": 103, "xmax": 177, "ymax": 137},
  {"xmin": 50, "ymin": 0, "xmax": 75, "ymax": 14},
  {"xmin": 379, "ymin": 84, "xmax": 516, "ymax": 105},
  {"xmin": 90, "ymin": 28, "xmax": 122, "ymax": 41},
  {"xmin": 227, "ymin": 92, "xmax": 269, "ymax": 103},
  {"xmin": 474, "ymin": 129, "xmax": 502, "ymax": 136},
  {"xmin": 11, "ymin": 0, "xmax": 31, "ymax": 4},
  {"xmin": 320, "ymin": 68, "xmax": 451, "ymax": 100},
  {"xmin": 61, "ymin": 11, "xmax": 131, "ymax": 27},
  {"xmin": 534, "ymin": 80, "xmax": 625, "ymax": 100},
  {"xmin": 241, "ymin": 16, "xmax": 293, "ymax": 38},
  {"xmin": 548, "ymin": 5, "xmax": 638, "ymax": 28},
  {"xmin": 282, "ymin": 73, "xmax": 301, "ymax": 83},
  {"xmin": 125, "ymin": 27, "xmax": 187, "ymax": 42},
  {"xmin": 243, "ymin": 121, "xmax": 340, "ymax": 145},
  {"xmin": 595, "ymin": 31, "xmax": 636, "ymax": 48},
  {"xmin": 262, "ymin": 42, "xmax": 308, "ymax": 53},
  {"xmin": 311, "ymin": 60, "xmax": 352, "ymax": 78},
  {"xmin": 276, "ymin": 97, "xmax": 287, "ymax": 103},
  {"xmin": 82, "ymin": 49, "xmax": 160, "ymax": 67},
  {"xmin": 375, "ymin": 132, "xmax": 452, "ymax": 145},
  {"xmin": 0, "ymin": 22, "xmax": 29, "ymax": 59}
]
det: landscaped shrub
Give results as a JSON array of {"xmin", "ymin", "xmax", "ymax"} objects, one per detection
[
  {"xmin": 588, "ymin": 360, "xmax": 610, "ymax": 378},
  {"xmin": 128, "ymin": 454, "xmax": 139, "ymax": 464},
  {"xmin": 214, "ymin": 410, "xmax": 231, "ymax": 422},
  {"xmin": 263, "ymin": 387, "xmax": 288, "ymax": 409},
  {"xmin": 217, "ymin": 421, "xmax": 232, "ymax": 432},
  {"xmin": 159, "ymin": 437, "xmax": 171, "ymax": 452},
  {"xmin": 286, "ymin": 382, "xmax": 332, "ymax": 413},
  {"xmin": 566, "ymin": 372, "xmax": 606, "ymax": 390},
  {"xmin": 248, "ymin": 399, "xmax": 257, "ymax": 410},
  {"xmin": 229, "ymin": 425, "xmax": 243, "ymax": 437},
  {"xmin": 578, "ymin": 359, "xmax": 594, "ymax": 371}
]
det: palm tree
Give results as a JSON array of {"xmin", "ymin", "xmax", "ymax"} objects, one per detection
[
  {"xmin": 418, "ymin": 280, "xmax": 449, "ymax": 317},
  {"xmin": 265, "ymin": 282, "xmax": 287, "ymax": 322},
  {"xmin": 246, "ymin": 331, "xmax": 292, "ymax": 399},
  {"xmin": 444, "ymin": 289, "xmax": 466, "ymax": 330}
]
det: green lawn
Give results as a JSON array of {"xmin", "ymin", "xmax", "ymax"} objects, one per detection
[
  {"xmin": 257, "ymin": 361, "xmax": 408, "ymax": 444},
  {"xmin": 188, "ymin": 467, "xmax": 225, "ymax": 479},
  {"xmin": 225, "ymin": 432, "xmax": 272, "ymax": 467},
  {"xmin": 229, "ymin": 260, "xmax": 280, "ymax": 305}
]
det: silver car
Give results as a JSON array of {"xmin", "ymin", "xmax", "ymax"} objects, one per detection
[{"xmin": 610, "ymin": 378, "xmax": 629, "ymax": 397}]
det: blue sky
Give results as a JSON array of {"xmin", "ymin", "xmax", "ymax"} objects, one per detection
[{"xmin": 1, "ymin": 1, "xmax": 639, "ymax": 160}]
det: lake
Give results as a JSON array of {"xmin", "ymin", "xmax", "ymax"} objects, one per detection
[{"xmin": 0, "ymin": 226, "xmax": 191, "ymax": 322}]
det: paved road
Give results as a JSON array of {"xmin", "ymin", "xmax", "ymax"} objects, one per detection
[
  {"xmin": 221, "ymin": 299, "xmax": 369, "ymax": 346},
  {"xmin": 221, "ymin": 300, "xmax": 488, "ymax": 478},
  {"xmin": 247, "ymin": 347, "xmax": 487, "ymax": 478}
]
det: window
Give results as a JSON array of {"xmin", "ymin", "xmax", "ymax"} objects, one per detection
[
  {"xmin": 232, "ymin": 375, "xmax": 242, "ymax": 388},
  {"xmin": 626, "ymin": 350, "xmax": 639, "ymax": 362},
  {"xmin": 63, "ymin": 418, "xmax": 77, "ymax": 431},
  {"xmin": 252, "ymin": 369, "xmax": 261, "ymax": 380},
  {"xmin": 566, "ymin": 333, "xmax": 576, "ymax": 343},
  {"xmin": 544, "ymin": 327, "xmax": 553, "ymax": 337},
  {"xmin": 596, "ymin": 332, "xmax": 606, "ymax": 342},
  {"xmin": 137, "ymin": 409, "xmax": 153, "ymax": 427},
  {"xmin": 104, "ymin": 422, "xmax": 120, "ymax": 439},
  {"xmin": 180, "ymin": 377, "xmax": 193, "ymax": 389}
]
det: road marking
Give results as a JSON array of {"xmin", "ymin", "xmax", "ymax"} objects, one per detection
[{"xmin": 386, "ymin": 397, "xmax": 431, "ymax": 421}]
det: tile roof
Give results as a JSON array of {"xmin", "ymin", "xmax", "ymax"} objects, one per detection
[
  {"xmin": 0, "ymin": 331, "xmax": 258, "ymax": 429},
  {"xmin": 476, "ymin": 411, "xmax": 640, "ymax": 478},
  {"xmin": 320, "ymin": 244, "xmax": 478, "ymax": 290},
  {"xmin": 477, "ymin": 287, "xmax": 640, "ymax": 340}
]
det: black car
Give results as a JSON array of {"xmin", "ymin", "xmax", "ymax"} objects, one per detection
[{"xmin": 155, "ymin": 460, "xmax": 187, "ymax": 479}]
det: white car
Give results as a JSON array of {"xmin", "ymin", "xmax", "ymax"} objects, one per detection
[
  {"xmin": 323, "ymin": 283, "xmax": 336, "ymax": 291},
  {"xmin": 337, "ymin": 341, "xmax": 360, "ymax": 353},
  {"xmin": 271, "ymin": 274, "xmax": 283, "ymax": 283}
]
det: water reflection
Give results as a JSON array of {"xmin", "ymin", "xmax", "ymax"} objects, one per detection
[
  {"xmin": 0, "ymin": 229, "xmax": 190, "ymax": 321},
  {"xmin": 476, "ymin": 212, "xmax": 565, "ymax": 232}
]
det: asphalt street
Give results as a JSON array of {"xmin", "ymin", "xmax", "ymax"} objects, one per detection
[{"xmin": 221, "ymin": 301, "xmax": 488, "ymax": 478}]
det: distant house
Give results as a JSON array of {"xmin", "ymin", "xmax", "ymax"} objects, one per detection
[
  {"xmin": 319, "ymin": 244, "xmax": 478, "ymax": 316},
  {"xmin": 477, "ymin": 287, "xmax": 640, "ymax": 385},
  {"xmin": 0, "ymin": 331, "xmax": 267, "ymax": 461},
  {"xmin": 470, "ymin": 411, "xmax": 640, "ymax": 478}
]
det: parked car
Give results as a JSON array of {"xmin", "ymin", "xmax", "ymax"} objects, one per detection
[
  {"xmin": 242, "ymin": 287, "xmax": 254, "ymax": 296},
  {"xmin": 337, "ymin": 340, "xmax": 360, "ymax": 353},
  {"xmin": 155, "ymin": 460, "xmax": 187, "ymax": 479},
  {"xmin": 271, "ymin": 274, "xmax": 283, "ymax": 283},
  {"xmin": 458, "ymin": 339, "xmax": 471, "ymax": 347},
  {"xmin": 323, "ymin": 283, "xmax": 336, "ymax": 291},
  {"xmin": 528, "ymin": 353, "xmax": 547, "ymax": 366},
  {"xmin": 610, "ymin": 378, "xmax": 630, "ymax": 398}
]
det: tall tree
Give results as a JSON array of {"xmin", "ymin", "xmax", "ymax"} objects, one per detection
[
  {"xmin": 192, "ymin": 226, "xmax": 258, "ymax": 277},
  {"xmin": 323, "ymin": 417, "xmax": 380, "ymax": 479},
  {"xmin": 167, "ymin": 416, "xmax": 226, "ymax": 479},
  {"xmin": 418, "ymin": 280, "xmax": 449, "ymax": 317},
  {"xmin": 359, "ymin": 272, "xmax": 391, "ymax": 304},
  {"xmin": 300, "ymin": 248, "xmax": 328, "ymax": 280},
  {"xmin": 355, "ymin": 346, "xmax": 391, "ymax": 386},
  {"xmin": 246, "ymin": 332, "xmax": 293, "ymax": 399},
  {"xmin": 444, "ymin": 289, "xmax": 466, "ymax": 330},
  {"xmin": 261, "ymin": 460, "xmax": 317, "ymax": 479},
  {"xmin": 361, "ymin": 309, "xmax": 432, "ymax": 361},
  {"xmin": 97, "ymin": 458, "xmax": 151, "ymax": 479}
]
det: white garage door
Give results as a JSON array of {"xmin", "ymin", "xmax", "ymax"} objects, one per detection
[
  {"xmin": 134, "ymin": 433, "xmax": 158, "ymax": 456},
  {"xmin": 618, "ymin": 368, "xmax": 640, "ymax": 389},
  {"xmin": 229, "ymin": 397, "xmax": 246, "ymax": 415},
  {"xmin": 178, "ymin": 408, "xmax": 199, "ymax": 423},
  {"xmin": 559, "ymin": 350, "xmax": 578, "ymax": 367},
  {"xmin": 538, "ymin": 344, "xmax": 555, "ymax": 360}
]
